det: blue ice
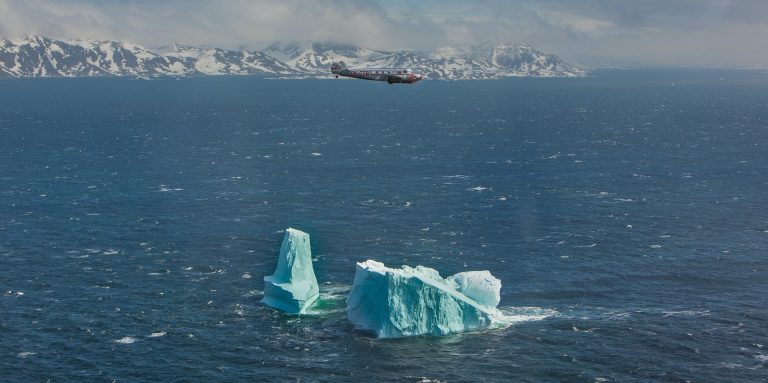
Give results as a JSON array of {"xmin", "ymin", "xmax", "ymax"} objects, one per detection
[
  {"xmin": 262, "ymin": 228, "xmax": 319, "ymax": 314},
  {"xmin": 346, "ymin": 260, "xmax": 504, "ymax": 338}
]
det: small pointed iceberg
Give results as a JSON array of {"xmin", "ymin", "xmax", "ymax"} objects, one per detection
[
  {"xmin": 346, "ymin": 260, "xmax": 505, "ymax": 338},
  {"xmin": 262, "ymin": 228, "xmax": 319, "ymax": 314}
]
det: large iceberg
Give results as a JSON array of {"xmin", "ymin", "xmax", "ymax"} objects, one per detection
[
  {"xmin": 262, "ymin": 228, "xmax": 319, "ymax": 314},
  {"xmin": 346, "ymin": 260, "xmax": 505, "ymax": 338}
]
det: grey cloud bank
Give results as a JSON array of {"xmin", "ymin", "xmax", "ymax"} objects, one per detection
[{"xmin": 0, "ymin": 0, "xmax": 766, "ymax": 68}]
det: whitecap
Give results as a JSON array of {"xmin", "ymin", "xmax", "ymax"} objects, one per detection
[
  {"xmin": 17, "ymin": 352, "xmax": 36, "ymax": 358},
  {"xmin": 650, "ymin": 244, "xmax": 662, "ymax": 249},
  {"xmin": 311, "ymin": 152, "xmax": 322, "ymax": 156},
  {"xmin": 158, "ymin": 185, "xmax": 183, "ymax": 192},
  {"xmin": 662, "ymin": 310, "xmax": 709, "ymax": 317},
  {"xmin": 114, "ymin": 336, "xmax": 136, "ymax": 344},
  {"xmin": 148, "ymin": 332, "xmax": 166, "ymax": 338},
  {"xmin": 468, "ymin": 186, "xmax": 488, "ymax": 191},
  {"xmin": 241, "ymin": 273, "xmax": 252, "ymax": 279}
]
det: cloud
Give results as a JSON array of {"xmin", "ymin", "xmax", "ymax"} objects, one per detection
[
  {"xmin": 0, "ymin": 0, "xmax": 766, "ymax": 67},
  {"xmin": 0, "ymin": 0, "xmax": 443, "ymax": 50}
]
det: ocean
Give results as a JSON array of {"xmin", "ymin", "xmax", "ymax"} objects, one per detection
[{"xmin": 1, "ymin": 70, "xmax": 767, "ymax": 382}]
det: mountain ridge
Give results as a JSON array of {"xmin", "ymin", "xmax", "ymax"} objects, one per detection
[{"xmin": 0, "ymin": 36, "xmax": 586, "ymax": 79}]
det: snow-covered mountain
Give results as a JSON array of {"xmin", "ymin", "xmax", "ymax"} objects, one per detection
[
  {"xmin": 264, "ymin": 41, "xmax": 586, "ymax": 79},
  {"xmin": 0, "ymin": 36, "xmax": 296, "ymax": 78},
  {"xmin": 166, "ymin": 43, "xmax": 295, "ymax": 75},
  {"xmin": 0, "ymin": 36, "xmax": 585, "ymax": 79}
]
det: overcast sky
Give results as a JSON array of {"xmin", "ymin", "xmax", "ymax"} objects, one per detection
[{"xmin": 1, "ymin": 0, "xmax": 766, "ymax": 67}]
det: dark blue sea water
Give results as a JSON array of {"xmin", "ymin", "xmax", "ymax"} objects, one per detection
[{"xmin": 1, "ymin": 71, "xmax": 767, "ymax": 382}]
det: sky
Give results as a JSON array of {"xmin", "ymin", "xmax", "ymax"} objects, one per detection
[{"xmin": 0, "ymin": 0, "xmax": 766, "ymax": 68}]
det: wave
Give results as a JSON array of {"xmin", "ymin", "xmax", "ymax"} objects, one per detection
[{"xmin": 114, "ymin": 336, "xmax": 137, "ymax": 344}]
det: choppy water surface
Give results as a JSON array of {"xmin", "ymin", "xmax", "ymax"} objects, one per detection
[{"xmin": 1, "ymin": 71, "xmax": 767, "ymax": 382}]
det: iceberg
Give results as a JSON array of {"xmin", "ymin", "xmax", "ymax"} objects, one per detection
[
  {"xmin": 261, "ymin": 228, "xmax": 319, "ymax": 314},
  {"xmin": 346, "ymin": 260, "xmax": 505, "ymax": 338}
]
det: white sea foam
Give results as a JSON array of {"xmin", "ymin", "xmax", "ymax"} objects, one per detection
[
  {"xmin": 496, "ymin": 307, "xmax": 557, "ymax": 327},
  {"xmin": 148, "ymin": 332, "xmax": 166, "ymax": 338},
  {"xmin": 114, "ymin": 336, "xmax": 136, "ymax": 344},
  {"xmin": 468, "ymin": 186, "xmax": 488, "ymax": 191},
  {"xmin": 243, "ymin": 289, "xmax": 263, "ymax": 297},
  {"xmin": 17, "ymin": 351, "xmax": 37, "ymax": 358}
]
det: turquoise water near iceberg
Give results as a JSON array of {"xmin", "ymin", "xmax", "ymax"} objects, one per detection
[{"xmin": 1, "ymin": 71, "xmax": 767, "ymax": 382}]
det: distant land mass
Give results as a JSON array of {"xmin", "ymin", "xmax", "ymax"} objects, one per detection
[{"xmin": 0, "ymin": 36, "xmax": 586, "ymax": 79}]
